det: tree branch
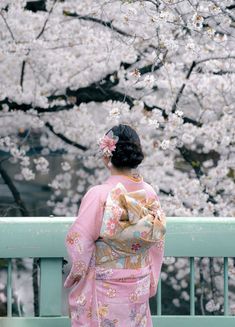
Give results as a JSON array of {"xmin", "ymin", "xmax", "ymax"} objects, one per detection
[
  {"xmin": 36, "ymin": 0, "xmax": 57, "ymax": 39},
  {"xmin": 0, "ymin": 81, "xmax": 201, "ymax": 127},
  {"xmin": 0, "ymin": 10, "xmax": 15, "ymax": 41},
  {"xmin": 0, "ymin": 163, "xmax": 29, "ymax": 216},
  {"xmin": 172, "ymin": 61, "xmax": 196, "ymax": 113},
  {"xmin": 177, "ymin": 145, "xmax": 219, "ymax": 211},
  {"xmin": 62, "ymin": 10, "xmax": 133, "ymax": 37},
  {"xmin": 171, "ymin": 55, "xmax": 235, "ymax": 113},
  {"xmin": 45, "ymin": 122, "xmax": 88, "ymax": 151},
  {"xmin": 20, "ymin": 60, "xmax": 26, "ymax": 90}
]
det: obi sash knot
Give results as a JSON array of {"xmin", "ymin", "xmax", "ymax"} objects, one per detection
[{"xmin": 98, "ymin": 183, "xmax": 166, "ymax": 258}]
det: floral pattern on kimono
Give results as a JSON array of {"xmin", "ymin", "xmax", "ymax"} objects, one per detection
[
  {"xmin": 64, "ymin": 178, "xmax": 166, "ymax": 327},
  {"xmin": 96, "ymin": 183, "xmax": 166, "ymax": 269}
]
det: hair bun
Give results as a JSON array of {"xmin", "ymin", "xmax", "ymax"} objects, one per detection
[{"xmin": 106, "ymin": 124, "xmax": 144, "ymax": 169}]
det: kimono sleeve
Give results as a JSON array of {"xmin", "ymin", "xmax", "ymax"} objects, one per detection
[
  {"xmin": 149, "ymin": 193, "xmax": 166, "ymax": 298},
  {"xmin": 64, "ymin": 186, "xmax": 104, "ymax": 288}
]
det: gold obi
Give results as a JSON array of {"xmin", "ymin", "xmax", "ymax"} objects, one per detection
[{"xmin": 95, "ymin": 182, "xmax": 166, "ymax": 269}]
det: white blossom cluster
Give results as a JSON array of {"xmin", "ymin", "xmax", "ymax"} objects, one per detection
[{"xmin": 163, "ymin": 256, "xmax": 235, "ymax": 314}]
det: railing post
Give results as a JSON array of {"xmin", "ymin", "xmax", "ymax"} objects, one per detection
[
  {"xmin": 39, "ymin": 258, "xmax": 63, "ymax": 317},
  {"xmin": 157, "ymin": 277, "xmax": 162, "ymax": 315},
  {"xmin": 7, "ymin": 258, "xmax": 12, "ymax": 317},
  {"xmin": 190, "ymin": 256, "xmax": 195, "ymax": 315},
  {"xmin": 224, "ymin": 257, "xmax": 229, "ymax": 315}
]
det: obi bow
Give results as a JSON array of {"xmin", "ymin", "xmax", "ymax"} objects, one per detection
[{"xmin": 99, "ymin": 183, "xmax": 166, "ymax": 253}]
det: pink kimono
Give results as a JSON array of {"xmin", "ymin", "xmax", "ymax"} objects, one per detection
[{"xmin": 64, "ymin": 175, "xmax": 166, "ymax": 327}]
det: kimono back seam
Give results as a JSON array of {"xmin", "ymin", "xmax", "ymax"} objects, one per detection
[{"xmin": 64, "ymin": 175, "xmax": 166, "ymax": 327}]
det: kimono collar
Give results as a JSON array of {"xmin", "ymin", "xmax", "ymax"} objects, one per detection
[{"xmin": 105, "ymin": 174, "xmax": 144, "ymax": 184}]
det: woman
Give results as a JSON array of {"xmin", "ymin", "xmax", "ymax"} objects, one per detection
[{"xmin": 64, "ymin": 124, "xmax": 166, "ymax": 327}]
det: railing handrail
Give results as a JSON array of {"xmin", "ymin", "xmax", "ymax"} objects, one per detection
[
  {"xmin": 0, "ymin": 217, "xmax": 235, "ymax": 258},
  {"xmin": 1, "ymin": 216, "xmax": 234, "ymax": 325}
]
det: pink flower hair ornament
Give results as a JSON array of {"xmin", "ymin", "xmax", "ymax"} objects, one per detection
[{"xmin": 98, "ymin": 130, "xmax": 119, "ymax": 157}]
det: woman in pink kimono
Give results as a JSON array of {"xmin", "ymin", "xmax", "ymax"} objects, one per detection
[{"xmin": 64, "ymin": 124, "xmax": 166, "ymax": 327}]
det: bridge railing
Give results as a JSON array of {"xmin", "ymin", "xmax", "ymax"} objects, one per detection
[{"xmin": 0, "ymin": 217, "xmax": 234, "ymax": 327}]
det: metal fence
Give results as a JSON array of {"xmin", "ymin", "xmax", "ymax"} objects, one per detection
[{"xmin": 0, "ymin": 217, "xmax": 234, "ymax": 327}]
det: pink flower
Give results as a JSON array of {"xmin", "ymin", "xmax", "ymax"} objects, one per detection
[
  {"xmin": 111, "ymin": 206, "xmax": 122, "ymax": 219},
  {"xmin": 98, "ymin": 131, "xmax": 119, "ymax": 156},
  {"xmin": 106, "ymin": 218, "xmax": 117, "ymax": 235},
  {"xmin": 66, "ymin": 231, "xmax": 80, "ymax": 245}
]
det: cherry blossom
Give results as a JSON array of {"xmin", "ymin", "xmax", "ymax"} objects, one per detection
[{"xmin": 0, "ymin": 0, "xmax": 234, "ymax": 316}]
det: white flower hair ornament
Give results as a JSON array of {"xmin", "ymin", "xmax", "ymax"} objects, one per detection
[{"xmin": 98, "ymin": 131, "xmax": 119, "ymax": 157}]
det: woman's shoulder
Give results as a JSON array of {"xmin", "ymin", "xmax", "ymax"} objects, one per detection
[
  {"xmin": 84, "ymin": 183, "xmax": 112, "ymax": 201},
  {"xmin": 142, "ymin": 180, "xmax": 159, "ymax": 199}
]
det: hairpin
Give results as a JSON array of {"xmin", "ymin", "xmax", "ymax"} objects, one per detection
[{"xmin": 98, "ymin": 130, "xmax": 119, "ymax": 157}]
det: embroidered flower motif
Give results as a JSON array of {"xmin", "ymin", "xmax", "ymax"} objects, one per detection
[
  {"xmin": 97, "ymin": 181, "xmax": 166, "ymax": 269},
  {"xmin": 129, "ymin": 308, "xmax": 136, "ymax": 321},
  {"xmin": 135, "ymin": 277, "xmax": 150, "ymax": 296},
  {"xmin": 128, "ymin": 303, "xmax": 147, "ymax": 326},
  {"xmin": 101, "ymin": 318, "xmax": 118, "ymax": 327},
  {"xmin": 131, "ymin": 242, "xmax": 141, "ymax": 252},
  {"xmin": 106, "ymin": 218, "xmax": 117, "ymax": 235},
  {"xmin": 66, "ymin": 231, "xmax": 80, "ymax": 245},
  {"xmin": 86, "ymin": 307, "xmax": 92, "ymax": 319},
  {"xmin": 140, "ymin": 316, "xmax": 147, "ymax": 326},
  {"xmin": 106, "ymin": 288, "xmax": 117, "ymax": 298},
  {"xmin": 76, "ymin": 293, "xmax": 86, "ymax": 305},
  {"xmin": 74, "ymin": 260, "xmax": 86, "ymax": 276},
  {"xmin": 98, "ymin": 303, "xmax": 109, "ymax": 318},
  {"xmin": 135, "ymin": 313, "xmax": 143, "ymax": 324},
  {"xmin": 129, "ymin": 292, "xmax": 138, "ymax": 302}
]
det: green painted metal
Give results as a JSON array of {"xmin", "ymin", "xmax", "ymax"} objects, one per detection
[
  {"xmin": 157, "ymin": 277, "xmax": 162, "ymax": 315},
  {"xmin": 224, "ymin": 257, "xmax": 229, "ymax": 315},
  {"xmin": 0, "ymin": 317, "xmax": 70, "ymax": 327},
  {"xmin": 39, "ymin": 258, "xmax": 63, "ymax": 317},
  {"xmin": 1, "ymin": 217, "xmax": 235, "ymax": 326},
  {"xmin": 152, "ymin": 316, "xmax": 235, "ymax": 326},
  {"xmin": 190, "ymin": 257, "xmax": 195, "ymax": 315},
  {"xmin": 0, "ymin": 217, "xmax": 70, "ymax": 258},
  {"xmin": 7, "ymin": 259, "xmax": 12, "ymax": 317},
  {"xmin": 0, "ymin": 217, "xmax": 235, "ymax": 258},
  {"xmin": 165, "ymin": 217, "xmax": 235, "ymax": 257},
  {"xmin": 0, "ymin": 316, "xmax": 235, "ymax": 327}
]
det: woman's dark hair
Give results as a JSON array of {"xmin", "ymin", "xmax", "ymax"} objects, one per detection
[{"xmin": 106, "ymin": 124, "xmax": 144, "ymax": 169}]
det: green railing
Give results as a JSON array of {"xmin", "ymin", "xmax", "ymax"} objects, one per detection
[{"xmin": 0, "ymin": 217, "xmax": 234, "ymax": 327}]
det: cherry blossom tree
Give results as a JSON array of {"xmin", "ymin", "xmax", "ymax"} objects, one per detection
[{"xmin": 0, "ymin": 0, "xmax": 234, "ymax": 316}]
